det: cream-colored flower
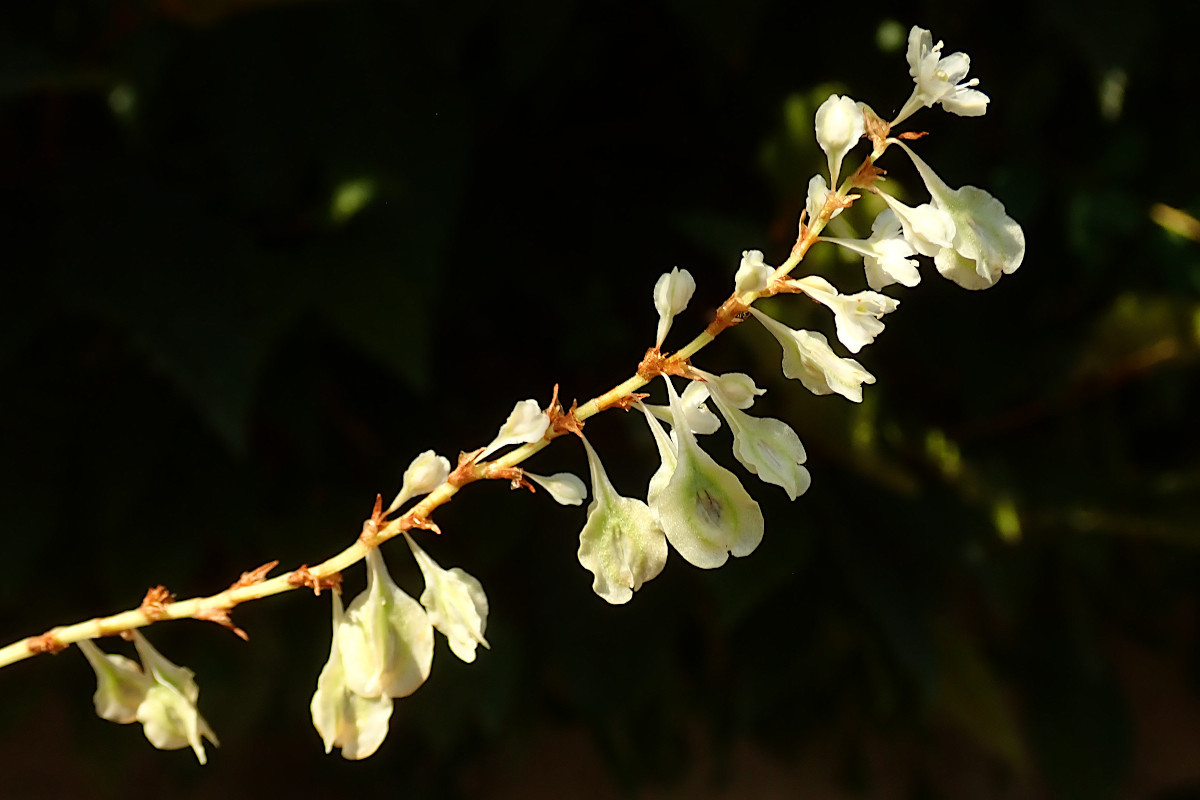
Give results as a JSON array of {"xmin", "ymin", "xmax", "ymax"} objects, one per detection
[
  {"xmin": 653, "ymin": 267, "xmax": 696, "ymax": 348},
  {"xmin": 748, "ymin": 308, "xmax": 875, "ymax": 402},
  {"xmin": 892, "ymin": 26, "xmax": 989, "ymax": 126},
  {"xmin": 792, "ymin": 275, "xmax": 899, "ymax": 354},
  {"xmin": 477, "ymin": 399, "xmax": 550, "ymax": 461},
  {"xmin": 405, "ymin": 534, "xmax": 490, "ymax": 663},
  {"xmin": 815, "ymin": 94, "xmax": 865, "ymax": 188},
  {"xmin": 386, "ymin": 450, "xmax": 451, "ymax": 514}
]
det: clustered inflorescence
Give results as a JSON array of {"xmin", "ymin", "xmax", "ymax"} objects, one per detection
[{"xmin": 65, "ymin": 25, "xmax": 1025, "ymax": 762}]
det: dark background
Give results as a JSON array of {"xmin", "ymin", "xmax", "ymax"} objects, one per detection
[{"xmin": 3, "ymin": 1, "xmax": 1200, "ymax": 798}]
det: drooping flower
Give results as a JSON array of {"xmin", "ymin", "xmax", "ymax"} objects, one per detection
[
  {"xmin": 877, "ymin": 192, "xmax": 957, "ymax": 259},
  {"xmin": 525, "ymin": 471, "xmax": 587, "ymax": 505},
  {"xmin": 892, "ymin": 25, "xmax": 989, "ymax": 126},
  {"xmin": 575, "ymin": 434, "xmax": 667, "ymax": 604},
  {"xmin": 637, "ymin": 400, "xmax": 677, "ymax": 508},
  {"xmin": 691, "ymin": 370, "xmax": 811, "ymax": 501},
  {"xmin": 311, "ymin": 590, "xmax": 394, "ymax": 760},
  {"xmin": 386, "ymin": 450, "xmax": 451, "ymax": 514},
  {"xmin": 815, "ymin": 94, "xmax": 865, "ymax": 188},
  {"xmin": 476, "ymin": 400, "xmax": 550, "ymax": 461},
  {"xmin": 644, "ymin": 379, "xmax": 720, "ymax": 435},
  {"xmin": 404, "ymin": 534, "xmax": 490, "ymax": 663},
  {"xmin": 734, "ymin": 249, "xmax": 773, "ymax": 295},
  {"xmin": 130, "ymin": 631, "xmax": 219, "ymax": 765},
  {"xmin": 653, "ymin": 267, "xmax": 696, "ymax": 348},
  {"xmin": 792, "ymin": 275, "xmax": 899, "ymax": 354},
  {"xmin": 820, "ymin": 209, "xmax": 921, "ymax": 291},
  {"xmin": 338, "ymin": 547, "xmax": 434, "ymax": 699},
  {"xmin": 78, "ymin": 638, "xmax": 152, "ymax": 725},
  {"xmin": 893, "ymin": 139, "xmax": 1025, "ymax": 290},
  {"xmin": 649, "ymin": 376, "xmax": 764, "ymax": 569},
  {"xmin": 748, "ymin": 307, "xmax": 875, "ymax": 403}
]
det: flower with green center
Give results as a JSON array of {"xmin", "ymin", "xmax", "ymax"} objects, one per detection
[
  {"xmin": 310, "ymin": 590, "xmax": 394, "ymax": 760},
  {"xmin": 692, "ymin": 371, "xmax": 811, "ymax": 501},
  {"xmin": 894, "ymin": 140, "xmax": 1025, "ymax": 290},
  {"xmin": 650, "ymin": 376, "xmax": 764, "ymax": 569},
  {"xmin": 386, "ymin": 450, "xmax": 451, "ymax": 514},
  {"xmin": 130, "ymin": 631, "xmax": 219, "ymax": 765},
  {"xmin": 78, "ymin": 638, "xmax": 152, "ymax": 725},
  {"xmin": 792, "ymin": 275, "xmax": 899, "ymax": 354},
  {"xmin": 404, "ymin": 534, "xmax": 490, "ymax": 663},
  {"xmin": 653, "ymin": 267, "xmax": 696, "ymax": 348},
  {"xmin": 892, "ymin": 25, "xmax": 989, "ymax": 126},
  {"xmin": 576, "ymin": 434, "xmax": 667, "ymax": 604},
  {"xmin": 815, "ymin": 94, "xmax": 864, "ymax": 188},
  {"xmin": 748, "ymin": 307, "xmax": 875, "ymax": 402},
  {"xmin": 338, "ymin": 547, "xmax": 434, "ymax": 698}
]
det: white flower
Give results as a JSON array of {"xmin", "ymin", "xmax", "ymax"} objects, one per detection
[
  {"xmin": 692, "ymin": 370, "xmax": 811, "ymax": 501},
  {"xmin": 338, "ymin": 547, "xmax": 434, "ymax": 699},
  {"xmin": 805, "ymin": 174, "xmax": 844, "ymax": 226},
  {"xmin": 653, "ymin": 267, "xmax": 696, "ymax": 348},
  {"xmin": 894, "ymin": 140, "xmax": 1025, "ymax": 290},
  {"xmin": 644, "ymin": 379, "xmax": 720, "ymax": 435},
  {"xmin": 892, "ymin": 25, "xmax": 989, "ymax": 126},
  {"xmin": 637, "ymin": 400, "xmax": 677, "ymax": 507},
  {"xmin": 525, "ymin": 471, "xmax": 587, "ymax": 505},
  {"xmin": 130, "ymin": 631, "xmax": 219, "ymax": 765},
  {"xmin": 748, "ymin": 307, "xmax": 876, "ymax": 402},
  {"xmin": 877, "ymin": 192, "xmax": 957, "ymax": 258},
  {"xmin": 386, "ymin": 450, "xmax": 451, "ymax": 514},
  {"xmin": 820, "ymin": 209, "xmax": 921, "ymax": 291},
  {"xmin": 792, "ymin": 275, "xmax": 899, "ymax": 354},
  {"xmin": 311, "ymin": 591, "xmax": 394, "ymax": 760},
  {"xmin": 576, "ymin": 434, "xmax": 667, "ymax": 604},
  {"xmin": 734, "ymin": 249, "xmax": 773, "ymax": 295},
  {"xmin": 477, "ymin": 399, "xmax": 550, "ymax": 461},
  {"xmin": 405, "ymin": 534, "xmax": 490, "ymax": 663},
  {"xmin": 78, "ymin": 639, "xmax": 152, "ymax": 725},
  {"xmin": 649, "ymin": 376, "xmax": 764, "ymax": 569},
  {"xmin": 815, "ymin": 94, "xmax": 865, "ymax": 188}
]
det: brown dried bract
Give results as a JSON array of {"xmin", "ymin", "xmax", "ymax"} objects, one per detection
[
  {"xmin": 485, "ymin": 464, "xmax": 534, "ymax": 493},
  {"xmin": 359, "ymin": 494, "xmax": 386, "ymax": 544},
  {"xmin": 288, "ymin": 565, "xmax": 342, "ymax": 595},
  {"xmin": 140, "ymin": 586, "xmax": 174, "ymax": 620},
  {"xmin": 546, "ymin": 384, "xmax": 584, "ymax": 437},
  {"xmin": 863, "ymin": 107, "xmax": 892, "ymax": 152},
  {"xmin": 406, "ymin": 514, "xmax": 442, "ymax": 535},
  {"xmin": 229, "ymin": 560, "xmax": 279, "ymax": 591},
  {"xmin": 448, "ymin": 447, "xmax": 485, "ymax": 488},
  {"xmin": 27, "ymin": 631, "xmax": 67, "ymax": 655},
  {"xmin": 610, "ymin": 392, "xmax": 649, "ymax": 411},
  {"xmin": 896, "ymin": 130, "xmax": 929, "ymax": 141},
  {"xmin": 196, "ymin": 606, "xmax": 249, "ymax": 642}
]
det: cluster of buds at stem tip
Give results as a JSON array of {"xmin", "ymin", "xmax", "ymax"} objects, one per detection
[{"xmin": 67, "ymin": 23, "xmax": 1024, "ymax": 763}]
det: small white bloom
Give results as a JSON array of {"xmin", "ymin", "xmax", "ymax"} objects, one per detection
[
  {"xmin": 877, "ymin": 192, "xmax": 957, "ymax": 258},
  {"xmin": 692, "ymin": 370, "xmax": 811, "ymax": 501},
  {"xmin": 311, "ymin": 591, "xmax": 394, "ymax": 760},
  {"xmin": 892, "ymin": 26, "xmax": 990, "ymax": 126},
  {"xmin": 653, "ymin": 267, "xmax": 696, "ymax": 348},
  {"xmin": 820, "ymin": 209, "xmax": 921, "ymax": 291},
  {"xmin": 477, "ymin": 399, "xmax": 550, "ymax": 461},
  {"xmin": 130, "ymin": 631, "xmax": 219, "ymax": 765},
  {"xmin": 805, "ymin": 174, "xmax": 844, "ymax": 226},
  {"xmin": 644, "ymin": 378, "xmax": 721, "ymax": 436},
  {"xmin": 815, "ymin": 94, "xmax": 865, "ymax": 188},
  {"xmin": 576, "ymin": 435, "xmax": 667, "ymax": 604},
  {"xmin": 649, "ymin": 377, "xmax": 764, "ymax": 569},
  {"xmin": 793, "ymin": 275, "xmax": 900, "ymax": 354},
  {"xmin": 405, "ymin": 534, "xmax": 490, "ymax": 663},
  {"xmin": 339, "ymin": 547, "xmax": 434, "ymax": 699},
  {"xmin": 734, "ymin": 249, "xmax": 773, "ymax": 295},
  {"xmin": 894, "ymin": 140, "xmax": 1025, "ymax": 290},
  {"xmin": 525, "ymin": 471, "xmax": 587, "ymax": 505},
  {"xmin": 78, "ymin": 639, "xmax": 152, "ymax": 725},
  {"xmin": 386, "ymin": 450, "xmax": 451, "ymax": 514},
  {"xmin": 702, "ymin": 372, "xmax": 765, "ymax": 410},
  {"xmin": 748, "ymin": 307, "xmax": 876, "ymax": 402},
  {"xmin": 637, "ymin": 401, "xmax": 677, "ymax": 507}
]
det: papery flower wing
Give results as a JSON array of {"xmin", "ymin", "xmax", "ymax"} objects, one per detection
[
  {"xmin": 78, "ymin": 640, "xmax": 151, "ymax": 724},
  {"xmin": 729, "ymin": 413, "xmax": 812, "ymax": 501},
  {"xmin": 130, "ymin": 631, "xmax": 218, "ymax": 764},
  {"xmin": 405, "ymin": 534, "xmax": 490, "ymax": 663},
  {"xmin": 525, "ymin": 471, "xmax": 587, "ymax": 505},
  {"xmin": 576, "ymin": 435, "xmax": 667, "ymax": 604},
  {"xmin": 878, "ymin": 193, "xmax": 956, "ymax": 257},
  {"xmin": 653, "ymin": 267, "xmax": 696, "ymax": 348},
  {"xmin": 794, "ymin": 276, "xmax": 899, "ymax": 354},
  {"xmin": 310, "ymin": 590, "xmax": 394, "ymax": 760},
  {"xmin": 339, "ymin": 547, "xmax": 434, "ymax": 698},
  {"xmin": 387, "ymin": 450, "xmax": 451, "ymax": 514},
  {"xmin": 477, "ymin": 399, "xmax": 550, "ymax": 461},
  {"xmin": 637, "ymin": 401, "xmax": 677, "ymax": 507},
  {"xmin": 748, "ymin": 308, "xmax": 875, "ymax": 402},
  {"xmin": 650, "ymin": 377, "xmax": 764, "ymax": 569},
  {"xmin": 645, "ymin": 379, "xmax": 720, "ymax": 435}
]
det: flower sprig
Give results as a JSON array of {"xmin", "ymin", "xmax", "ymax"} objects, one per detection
[{"xmin": 0, "ymin": 24, "xmax": 1025, "ymax": 763}]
